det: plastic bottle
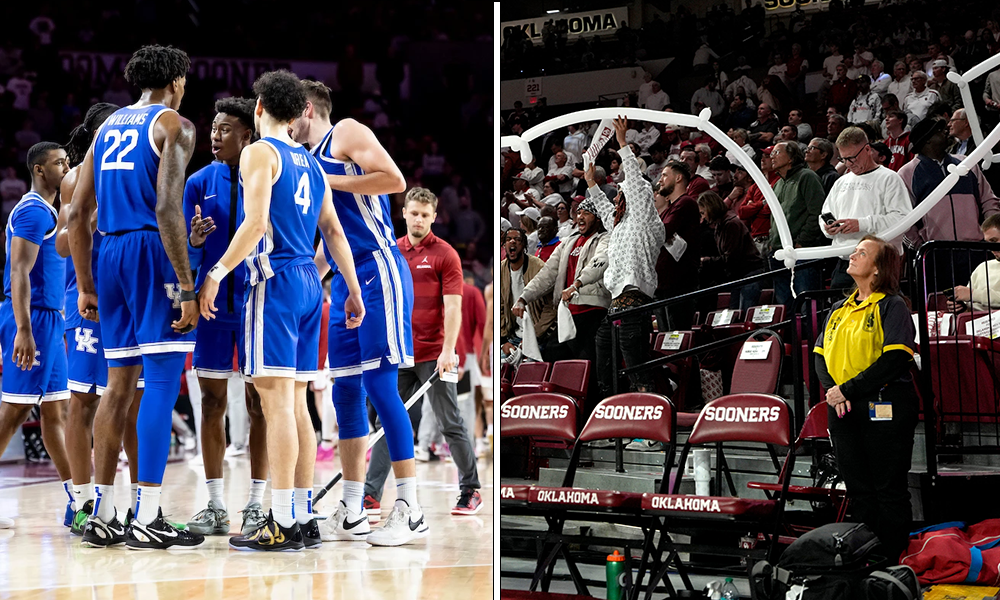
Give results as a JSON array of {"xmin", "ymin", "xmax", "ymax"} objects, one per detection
[
  {"xmin": 606, "ymin": 550, "xmax": 625, "ymax": 600},
  {"xmin": 721, "ymin": 577, "xmax": 739, "ymax": 600}
]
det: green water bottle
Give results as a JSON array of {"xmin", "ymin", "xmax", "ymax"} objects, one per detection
[{"xmin": 606, "ymin": 550, "xmax": 625, "ymax": 600}]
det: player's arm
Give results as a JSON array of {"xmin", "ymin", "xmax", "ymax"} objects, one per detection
[
  {"xmin": 55, "ymin": 167, "xmax": 79, "ymax": 258},
  {"xmin": 155, "ymin": 112, "xmax": 197, "ymax": 288},
  {"xmin": 479, "ymin": 283, "xmax": 493, "ymax": 376},
  {"xmin": 199, "ymin": 144, "xmax": 273, "ymax": 319},
  {"xmin": 323, "ymin": 119, "xmax": 406, "ymax": 195},
  {"xmin": 317, "ymin": 183, "xmax": 364, "ymax": 328},
  {"xmin": 9, "ymin": 236, "xmax": 40, "ymax": 370},
  {"xmin": 313, "ymin": 243, "xmax": 331, "ymax": 279},
  {"xmin": 68, "ymin": 144, "xmax": 98, "ymax": 321}
]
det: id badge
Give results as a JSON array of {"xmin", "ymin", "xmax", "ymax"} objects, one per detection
[
  {"xmin": 440, "ymin": 364, "xmax": 460, "ymax": 383},
  {"xmin": 869, "ymin": 402, "xmax": 893, "ymax": 421}
]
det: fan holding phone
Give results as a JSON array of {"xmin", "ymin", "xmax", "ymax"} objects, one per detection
[
  {"xmin": 944, "ymin": 214, "xmax": 1000, "ymax": 313},
  {"xmin": 818, "ymin": 127, "xmax": 912, "ymax": 289}
]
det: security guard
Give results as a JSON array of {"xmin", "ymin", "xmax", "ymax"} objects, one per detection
[{"xmin": 813, "ymin": 235, "xmax": 917, "ymax": 561}]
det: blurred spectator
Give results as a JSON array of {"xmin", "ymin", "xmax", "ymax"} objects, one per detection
[
  {"xmin": 788, "ymin": 109, "xmax": 813, "ymax": 143},
  {"xmin": 502, "ymin": 173, "xmax": 540, "ymax": 219},
  {"xmin": 5, "ymin": 69, "xmax": 32, "ymax": 111},
  {"xmin": 693, "ymin": 42, "xmax": 720, "ymax": 72},
  {"xmin": 28, "ymin": 10, "xmax": 56, "ymax": 46},
  {"xmin": 709, "ymin": 155, "xmax": 736, "ymax": 198},
  {"xmin": 102, "ymin": 75, "xmax": 133, "ymax": 108},
  {"xmin": 948, "ymin": 215, "xmax": 1000, "ymax": 312},
  {"xmin": 695, "ymin": 143, "xmax": 716, "ymax": 185},
  {"xmin": 870, "ymin": 60, "xmax": 891, "ymax": 96},
  {"xmin": 691, "ymin": 78, "xmax": 725, "ymax": 118},
  {"xmin": 646, "ymin": 143, "xmax": 669, "ymax": 184},
  {"xmin": 827, "ymin": 114, "xmax": 847, "ymax": 144},
  {"xmin": 829, "ymin": 63, "xmax": 857, "ymax": 114},
  {"xmin": 805, "ymin": 137, "xmax": 840, "ymax": 195},
  {"xmin": 726, "ymin": 128, "xmax": 755, "ymax": 164},
  {"xmin": 637, "ymin": 71, "xmax": 655, "ymax": 108},
  {"xmin": 948, "ymin": 109, "xmax": 976, "ymax": 156},
  {"xmin": 636, "ymin": 121, "xmax": 661, "ymax": 154},
  {"xmin": 725, "ymin": 73, "xmax": 758, "ymax": 103},
  {"xmin": 654, "ymin": 161, "xmax": 700, "ymax": 328},
  {"xmin": 884, "ymin": 111, "xmax": 913, "ymax": 172},
  {"xmin": 928, "ymin": 60, "xmax": 962, "ymax": 111},
  {"xmin": 821, "ymin": 127, "xmax": 912, "ymax": 287},
  {"xmin": 778, "ymin": 125, "xmax": 805, "ymax": 151},
  {"xmin": 516, "ymin": 206, "xmax": 541, "ymax": 252},
  {"xmin": 563, "ymin": 124, "xmax": 588, "ymax": 161},
  {"xmin": 870, "ymin": 142, "xmax": 892, "ymax": 167},
  {"xmin": 451, "ymin": 194, "xmax": 485, "ymax": 247},
  {"xmin": 983, "ymin": 66, "xmax": 1000, "ymax": 113},
  {"xmin": 697, "ymin": 190, "xmax": 763, "ymax": 309},
  {"xmin": 768, "ymin": 141, "xmax": 827, "ymax": 307},
  {"xmin": 500, "ymin": 228, "xmax": 556, "ymax": 360},
  {"xmin": 14, "ymin": 119, "xmax": 40, "ymax": 163},
  {"xmin": 823, "ymin": 42, "xmax": 845, "ymax": 80},
  {"xmin": 748, "ymin": 103, "xmax": 779, "ymax": 152},
  {"xmin": 732, "ymin": 163, "xmax": 772, "ymax": 256},
  {"xmin": 888, "ymin": 61, "xmax": 912, "ymax": 106},
  {"xmin": 0, "ymin": 41, "xmax": 23, "ymax": 77},
  {"xmin": 0, "ymin": 166, "xmax": 27, "ymax": 217},
  {"xmin": 902, "ymin": 71, "xmax": 939, "ymax": 126},
  {"xmin": 546, "ymin": 150, "xmax": 576, "ymax": 195},
  {"xmin": 725, "ymin": 93, "xmax": 756, "ymax": 131},
  {"xmin": 681, "ymin": 147, "xmax": 711, "ymax": 197},
  {"xmin": 534, "ymin": 216, "xmax": 561, "ymax": 262},
  {"xmin": 441, "ymin": 172, "xmax": 473, "ymax": 217},
  {"xmin": 27, "ymin": 92, "xmax": 55, "ymax": 138},
  {"xmin": 519, "ymin": 158, "xmax": 545, "ymax": 198},
  {"xmin": 555, "ymin": 198, "xmax": 575, "ymax": 240},
  {"xmin": 847, "ymin": 76, "xmax": 883, "ymax": 125},
  {"xmin": 645, "ymin": 81, "xmax": 670, "ymax": 112},
  {"xmin": 767, "ymin": 52, "xmax": 789, "ymax": 87},
  {"xmin": 661, "ymin": 126, "xmax": 683, "ymax": 159}
]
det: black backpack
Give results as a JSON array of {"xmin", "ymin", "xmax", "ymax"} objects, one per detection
[{"xmin": 751, "ymin": 523, "xmax": 883, "ymax": 600}]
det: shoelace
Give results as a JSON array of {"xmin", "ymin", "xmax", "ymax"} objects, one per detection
[
  {"xmin": 382, "ymin": 507, "xmax": 408, "ymax": 529},
  {"xmin": 457, "ymin": 490, "xmax": 475, "ymax": 507}
]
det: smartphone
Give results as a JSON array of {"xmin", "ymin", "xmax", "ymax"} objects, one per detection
[
  {"xmin": 821, "ymin": 212, "xmax": 837, "ymax": 226},
  {"xmin": 943, "ymin": 288, "xmax": 955, "ymax": 300}
]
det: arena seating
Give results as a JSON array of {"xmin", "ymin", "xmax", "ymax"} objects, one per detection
[
  {"xmin": 511, "ymin": 362, "xmax": 552, "ymax": 397},
  {"xmin": 499, "ymin": 393, "xmax": 579, "ymax": 507}
]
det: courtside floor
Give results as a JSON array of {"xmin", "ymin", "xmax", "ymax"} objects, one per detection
[{"xmin": 0, "ymin": 451, "xmax": 493, "ymax": 599}]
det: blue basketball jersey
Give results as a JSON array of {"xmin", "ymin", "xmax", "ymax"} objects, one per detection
[
  {"xmin": 241, "ymin": 137, "xmax": 326, "ymax": 285},
  {"xmin": 310, "ymin": 125, "xmax": 397, "ymax": 270},
  {"xmin": 64, "ymin": 230, "xmax": 102, "ymax": 330},
  {"xmin": 93, "ymin": 104, "xmax": 173, "ymax": 234},
  {"xmin": 4, "ymin": 193, "xmax": 64, "ymax": 310}
]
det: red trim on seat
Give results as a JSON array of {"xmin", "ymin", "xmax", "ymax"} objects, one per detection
[
  {"xmin": 500, "ymin": 484, "xmax": 532, "ymax": 502},
  {"xmin": 528, "ymin": 487, "xmax": 644, "ymax": 509},
  {"xmin": 641, "ymin": 493, "xmax": 776, "ymax": 517}
]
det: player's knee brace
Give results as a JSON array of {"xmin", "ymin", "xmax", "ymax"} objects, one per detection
[
  {"xmin": 135, "ymin": 353, "xmax": 186, "ymax": 485},
  {"xmin": 332, "ymin": 375, "xmax": 367, "ymax": 440},
  {"xmin": 364, "ymin": 362, "xmax": 414, "ymax": 462}
]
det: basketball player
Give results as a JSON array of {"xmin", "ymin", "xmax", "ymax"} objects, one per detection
[
  {"xmin": 0, "ymin": 143, "xmax": 73, "ymax": 530},
  {"xmin": 290, "ymin": 81, "xmax": 428, "ymax": 546},
  {"xmin": 55, "ymin": 102, "xmax": 149, "ymax": 535},
  {"xmin": 68, "ymin": 45, "xmax": 204, "ymax": 549},
  {"xmin": 181, "ymin": 97, "xmax": 269, "ymax": 537},
  {"xmin": 199, "ymin": 70, "xmax": 363, "ymax": 552}
]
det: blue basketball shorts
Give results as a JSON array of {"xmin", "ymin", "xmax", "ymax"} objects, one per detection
[
  {"xmin": 193, "ymin": 323, "xmax": 244, "ymax": 379},
  {"xmin": 0, "ymin": 303, "xmax": 69, "ymax": 405},
  {"xmin": 97, "ymin": 231, "xmax": 196, "ymax": 367},
  {"xmin": 328, "ymin": 248, "xmax": 414, "ymax": 378},
  {"xmin": 242, "ymin": 263, "xmax": 321, "ymax": 381},
  {"xmin": 66, "ymin": 323, "xmax": 146, "ymax": 395}
]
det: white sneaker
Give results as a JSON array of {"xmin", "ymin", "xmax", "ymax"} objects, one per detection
[
  {"xmin": 0, "ymin": 516, "xmax": 13, "ymax": 529},
  {"xmin": 625, "ymin": 439, "xmax": 664, "ymax": 452},
  {"xmin": 366, "ymin": 501, "xmax": 429, "ymax": 547},
  {"xmin": 413, "ymin": 447, "xmax": 431, "ymax": 462},
  {"xmin": 319, "ymin": 501, "xmax": 371, "ymax": 542}
]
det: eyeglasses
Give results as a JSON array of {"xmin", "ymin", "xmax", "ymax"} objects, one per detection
[
  {"xmin": 949, "ymin": 117, "xmax": 968, "ymax": 122},
  {"xmin": 805, "ymin": 145, "xmax": 820, "ymax": 152},
  {"xmin": 840, "ymin": 143, "xmax": 869, "ymax": 165}
]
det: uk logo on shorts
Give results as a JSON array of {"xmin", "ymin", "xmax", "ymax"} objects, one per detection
[
  {"xmin": 164, "ymin": 284, "xmax": 183, "ymax": 309},
  {"xmin": 75, "ymin": 328, "xmax": 99, "ymax": 354}
]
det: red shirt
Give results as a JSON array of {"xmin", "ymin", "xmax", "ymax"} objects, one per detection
[
  {"xmin": 886, "ymin": 131, "xmax": 913, "ymax": 172},
  {"xmin": 687, "ymin": 175, "xmax": 711, "ymax": 198},
  {"xmin": 535, "ymin": 238, "xmax": 560, "ymax": 262},
  {"xmin": 398, "ymin": 232, "xmax": 465, "ymax": 363},
  {"xmin": 565, "ymin": 233, "xmax": 601, "ymax": 315},
  {"xmin": 458, "ymin": 283, "xmax": 486, "ymax": 366}
]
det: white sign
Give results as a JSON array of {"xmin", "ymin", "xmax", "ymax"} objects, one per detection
[
  {"xmin": 740, "ymin": 340, "xmax": 773, "ymax": 360},
  {"xmin": 525, "ymin": 78, "xmax": 541, "ymax": 97},
  {"xmin": 752, "ymin": 306, "xmax": 777, "ymax": 324},
  {"xmin": 965, "ymin": 311, "xmax": 1000, "ymax": 339},
  {"xmin": 712, "ymin": 309, "xmax": 735, "ymax": 326},
  {"xmin": 660, "ymin": 332, "xmax": 685, "ymax": 351},
  {"xmin": 501, "ymin": 7, "xmax": 629, "ymax": 45}
]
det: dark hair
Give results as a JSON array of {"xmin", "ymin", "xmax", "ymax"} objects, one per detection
[
  {"xmin": 855, "ymin": 234, "xmax": 902, "ymax": 297},
  {"xmin": 888, "ymin": 109, "xmax": 908, "ymax": 128},
  {"xmin": 697, "ymin": 191, "xmax": 728, "ymax": 222},
  {"xmin": 123, "ymin": 45, "xmax": 190, "ymax": 90},
  {"xmin": 252, "ymin": 70, "xmax": 307, "ymax": 123},
  {"xmin": 648, "ymin": 141, "xmax": 667, "ymax": 155},
  {"xmin": 780, "ymin": 141, "xmax": 806, "ymax": 166},
  {"xmin": 27, "ymin": 141, "xmax": 62, "ymax": 174},
  {"xmin": 214, "ymin": 97, "xmax": 256, "ymax": 132},
  {"xmin": 926, "ymin": 100, "xmax": 952, "ymax": 121},
  {"xmin": 505, "ymin": 227, "xmax": 528, "ymax": 248},
  {"xmin": 301, "ymin": 79, "xmax": 333, "ymax": 120},
  {"xmin": 665, "ymin": 160, "xmax": 691, "ymax": 183},
  {"xmin": 982, "ymin": 213, "xmax": 1000, "ymax": 233},
  {"xmin": 870, "ymin": 142, "xmax": 891, "ymax": 164},
  {"xmin": 65, "ymin": 102, "xmax": 119, "ymax": 166}
]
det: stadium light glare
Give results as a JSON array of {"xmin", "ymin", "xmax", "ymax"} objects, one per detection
[{"xmin": 546, "ymin": 9, "xmax": 560, "ymax": 13}]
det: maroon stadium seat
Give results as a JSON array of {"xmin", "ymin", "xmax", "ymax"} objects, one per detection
[
  {"xmin": 926, "ymin": 335, "xmax": 1000, "ymax": 423},
  {"xmin": 652, "ymin": 331, "xmax": 696, "ymax": 412},
  {"xmin": 759, "ymin": 289, "xmax": 774, "ymax": 305},
  {"xmin": 499, "ymin": 394, "xmax": 578, "ymax": 507},
  {"xmin": 744, "ymin": 305, "xmax": 785, "ymax": 328},
  {"xmin": 511, "ymin": 361, "xmax": 552, "ymax": 397},
  {"xmin": 538, "ymin": 360, "xmax": 590, "ymax": 407},
  {"xmin": 716, "ymin": 292, "xmax": 731, "ymax": 310},
  {"xmin": 730, "ymin": 331, "xmax": 782, "ymax": 395}
]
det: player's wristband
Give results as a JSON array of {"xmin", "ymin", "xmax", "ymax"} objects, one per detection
[
  {"xmin": 207, "ymin": 263, "xmax": 230, "ymax": 283},
  {"xmin": 179, "ymin": 289, "xmax": 197, "ymax": 303}
]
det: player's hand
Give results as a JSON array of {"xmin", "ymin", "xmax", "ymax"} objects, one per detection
[
  {"xmin": 345, "ymin": 290, "xmax": 365, "ymax": 329},
  {"xmin": 613, "ymin": 115, "xmax": 628, "ymax": 148},
  {"xmin": 78, "ymin": 291, "xmax": 99, "ymax": 322},
  {"xmin": 478, "ymin": 351, "xmax": 492, "ymax": 377},
  {"xmin": 13, "ymin": 328, "xmax": 36, "ymax": 371},
  {"xmin": 198, "ymin": 278, "xmax": 220, "ymax": 321},
  {"xmin": 437, "ymin": 347, "xmax": 458, "ymax": 377},
  {"xmin": 189, "ymin": 205, "xmax": 216, "ymax": 248},
  {"xmin": 173, "ymin": 295, "xmax": 200, "ymax": 333}
]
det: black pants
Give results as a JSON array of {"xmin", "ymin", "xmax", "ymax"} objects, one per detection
[
  {"xmin": 595, "ymin": 307, "xmax": 654, "ymax": 396},
  {"xmin": 828, "ymin": 384, "xmax": 917, "ymax": 561},
  {"xmin": 567, "ymin": 308, "xmax": 606, "ymax": 415}
]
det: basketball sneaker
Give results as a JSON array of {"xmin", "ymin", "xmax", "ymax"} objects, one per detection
[
  {"xmin": 301, "ymin": 519, "xmax": 322, "ymax": 548},
  {"xmin": 366, "ymin": 500, "xmax": 429, "ymax": 547},
  {"xmin": 451, "ymin": 489, "xmax": 484, "ymax": 516},
  {"xmin": 70, "ymin": 500, "xmax": 94, "ymax": 536},
  {"xmin": 240, "ymin": 502, "xmax": 267, "ymax": 536},
  {"xmin": 186, "ymin": 500, "xmax": 230, "ymax": 535},
  {"xmin": 364, "ymin": 494, "xmax": 381, "ymax": 523},
  {"xmin": 64, "ymin": 499, "xmax": 77, "ymax": 527},
  {"xmin": 126, "ymin": 509, "xmax": 205, "ymax": 550},
  {"xmin": 319, "ymin": 501, "xmax": 371, "ymax": 542},
  {"xmin": 81, "ymin": 512, "xmax": 127, "ymax": 547},
  {"xmin": 229, "ymin": 510, "xmax": 303, "ymax": 552},
  {"xmin": 315, "ymin": 444, "xmax": 335, "ymax": 462}
]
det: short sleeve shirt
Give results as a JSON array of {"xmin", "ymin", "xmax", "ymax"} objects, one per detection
[{"xmin": 398, "ymin": 231, "xmax": 464, "ymax": 363}]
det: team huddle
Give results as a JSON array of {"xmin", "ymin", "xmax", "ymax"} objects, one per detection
[{"xmin": 0, "ymin": 44, "xmax": 481, "ymax": 551}]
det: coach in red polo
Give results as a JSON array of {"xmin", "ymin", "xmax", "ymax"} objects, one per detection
[{"xmin": 363, "ymin": 187, "xmax": 483, "ymax": 515}]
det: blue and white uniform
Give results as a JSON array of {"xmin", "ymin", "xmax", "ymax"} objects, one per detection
[
  {"xmin": 241, "ymin": 137, "xmax": 325, "ymax": 381},
  {"xmin": 64, "ymin": 230, "xmax": 110, "ymax": 394},
  {"xmin": 184, "ymin": 162, "xmax": 246, "ymax": 379},
  {"xmin": 1, "ymin": 192, "xmax": 69, "ymax": 404},
  {"xmin": 93, "ymin": 103, "xmax": 195, "ymax": 364},
  {"xmin": 311, "ymin": 125, "xmax": 414, "ymax": 377}
]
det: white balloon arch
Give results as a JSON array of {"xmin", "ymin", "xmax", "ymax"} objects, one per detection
[{"xmin": 501, "ymin": 100, "xmax": 1000, "ymax": 270}]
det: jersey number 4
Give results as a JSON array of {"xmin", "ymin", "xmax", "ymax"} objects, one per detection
[
  {"xmin": 100, "ymin": 129, "xmax": 139, "ymax": 171},
  {"xmin": 294, "ymin": 173, "xmax": 311, "ymax": 214}
]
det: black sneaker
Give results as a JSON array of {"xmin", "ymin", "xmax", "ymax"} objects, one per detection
[
  {"xmin": 81, "ymin": 512, "xmax": 127, "ymax": 547},
  {"xmin": 229, "ymin": 510, "xmax": 304, "ymax": 552},
  {"xmin": 301, "ymin": 519, "xmax": 322, "ymax": 548},
  {"xmin": 126, "ymin": 508, "xmax": 205, "ymax": 550},
  {"xmin": 70, "ymin": 499, "xmax": 95, "ymax": 536}
]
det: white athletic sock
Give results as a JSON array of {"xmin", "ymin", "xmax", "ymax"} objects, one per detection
[
  {"xmin": 136, "ymin": 486, "xmax": 161, "ymax": 526},
  {"xmin": 321, "ymin": 386, "xmax": 337, "ymax": 442},
  {"xmin": 341, "ymin": 480, "xmax": 364, "ymax": 515},
  {"xmin": 248, "ymin": 479, "xmax": 266, "ymax": 506},
  {"xmin": 62, "ymin": 480, "xmax": 76, "ymax": 511},
  {"xmin": 130, "ymin": 483, "xmax": 139, "ymax": 514},
  {"xmin": 486, "ymin": 424, "xmax": 493, "ymax": 436},
  {"xmin": 395, "ymin": 477, "xmax": 417, "ymax": 509},
  {"xmin": 73, "ymin": 482, "xmax": 93, "ymax": 505},
  {"xmin": 94, "ymin": 484, "xmax": 116, "ymax": 523},
  {"xmin": 207, "ymin": 479, "xmax": 226, "ymax": 510},
  {"xmin": 294, "ymin": 487, "xmax": 313, "ymax": 524},
  {"xmin": 271, "ymin": 489, "xmax": 294, "ymax": 528}
]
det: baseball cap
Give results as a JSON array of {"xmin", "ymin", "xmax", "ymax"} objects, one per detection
[
  {"xmin": 931, "ymin": 59, "xmax": 948, "ymax": 69},
  {"xmin": 762, "ymin": 145, "xmax": 775, "ymax": 156},
  {"xmin": 501, "ymin": 218, "xmax": 511, "ymax": 233},
  {"xmin": 514, "ymin": 171, "xmax": 531, "ymax": 181},
  {"xmin": 709, "ymin": 155, "xmax": 734, "ymax": 171},
  {"xmin": 513, "ymin": 206, "xmax": 541, "ymax": 222}
]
